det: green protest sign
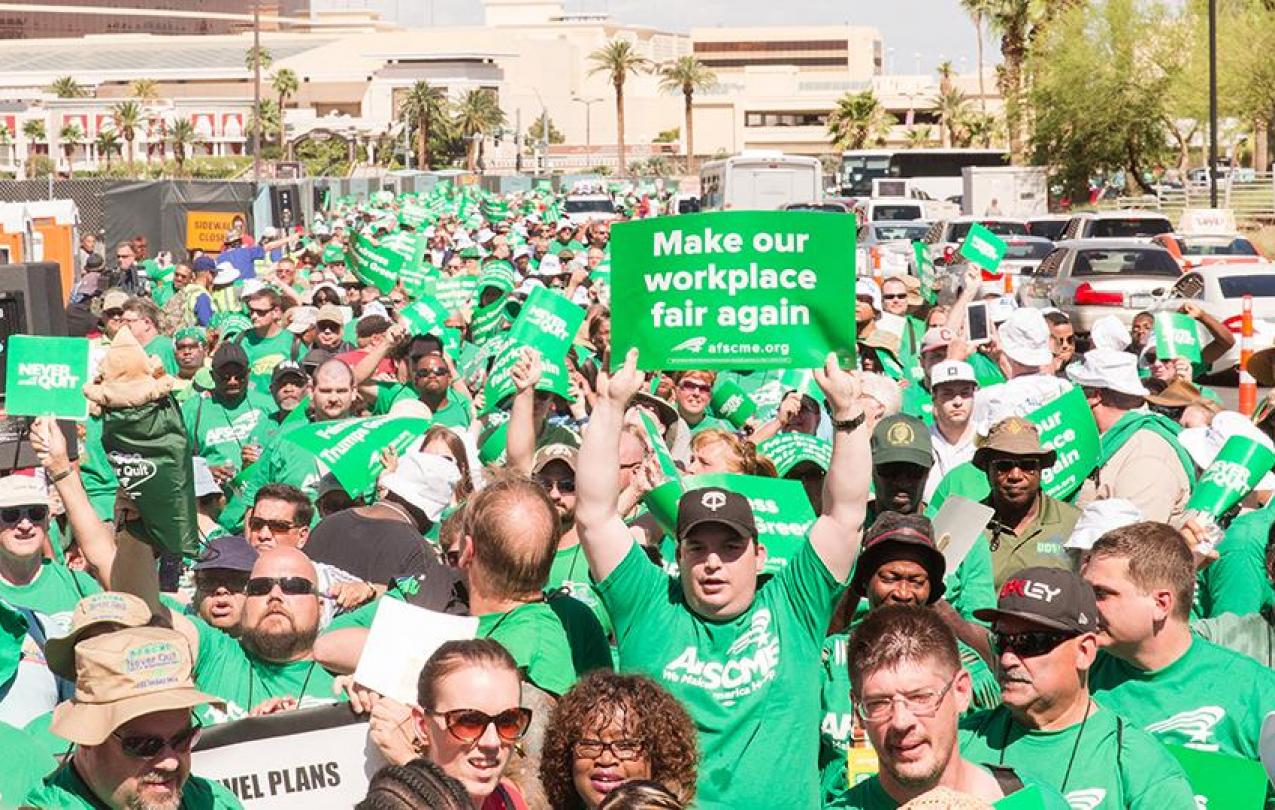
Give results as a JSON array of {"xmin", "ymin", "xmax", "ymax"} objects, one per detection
[
  {"xmin": 709, "ymin": 379, "xmax": 758, "ymax": 428},
  {"xmin": 1186, "ymin": 434, "xmax": 1275, "ymax": 518},
  {"xmin": 481, "ymin": 287, "xmax": 585, "ymax": 412},
  {"xmin": 638, "ymin": 411, "xmax": 680, "ymax": 480},
  {"xmin": 477, "ymin": 261, "xmax": 516, "ymax": 297},
  {"xmin": 757, "ymin": 433, "xmax": 832, "ymax": 476},
  {"xmin": 912, "ymin": 242, "xmax": 937, "ymax": 304},
  {"xmin": 643, "ymin": 472, "xmax": 816, "ymax": 574},
  {"xmin": 434, "ymin": 276, "xmax": 479, "ymax": 314},
  {"xmin": 1167, "ymin": 744, "xmax": 1268, "ymax": 810},
  {"xmin": 992, "ymin": 786, "xmax": 1046, "ymax": 809},
  {"xmin": 470, "ymin": 298, "xmax": 509, "ymax": 346},
  {"xmin": 398, "ymin": 261, "xmax": 435, "ymax": 299},
  {"xmin": 284, "ymin": 415, "xmax": 431, "ymax": 498},
  {"xmin": 958, "ymin": 222, "xmax": 1008, "ymax": 273},
  {"xmin": 400, "ymin": 296, "xmax": 450, "ymax": 337},
  {"xmin": 345, "ymin": 230, "xmax": 426, "ymax": 294},
  {"xmin": 610, "ymin": 211, "xmax": 857, "ymax": 371},
  {"xmin": 1024, "ymin": 387, "xmax": 1101, "ymax": 500},
  {"xmin": 4, "ymin": 336, "xmax": 90, "ymax": 420},
  {"xmin": 1154, "ymin": 312, "xmax": 1203, "ymax": 363}
]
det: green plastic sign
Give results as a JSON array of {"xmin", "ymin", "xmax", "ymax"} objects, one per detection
[
  {"xmin": 345, "ymin": 230, "xmax": 426, "ymax": 294},
  {"xmin": 1166, "ymin": 744, "xmax": 1268, "ymax": 810},
  {"xmin": 610, "ymin": 211, "xmax": 857, "ymax": 371},
  {"xmin": 958, "ymin": 222, "xmax": 1008, "ymax": 273},
  {"xmin": 1024, "ymin": 387, "xmax": 1101, "ymax": 500},
  {"xmin": 1186, "ymin": 434, "xmax": 1275, "ymax": 518},
  {"xmin": 638, "ymin": 411, "xmax": 680, "ymax": 480},
  {"xmin": 400, "ymin": 296, "xmax": 450, "ymax": 337},
  {"xmin": 709, "ymin": 379, "xmax": 758, "ymax": 428},
  {"xmin": 912, "ymin": 241, "xmax": 938, "ymax": 304},
  {"xmin": 481, "ymin": 287, "xmax": 584, "ymax": 412},
  {"xmin": 469, "ymin": 298, "xmax": 508, "ymax": 346},
  {"xmin": 1154, "ymin": 312, "xmax": 1202, "ymax": 364},
  {"xmin": 4, "ymin": 336, "xmax": 90, "ymax": 420},
  {"xmin": 992, "ymin": 786, "xmax": 1046, "ymax": 809},
  {"xmin": 643, "ymin": 472, "xmax": 816, "ymax": 574},
  {"xmin": 433, "ymin": 275, "xmax": 479, "ymax": 314},
  {"xmin": 284, "ymin": 415, "xmax": 431, "ymax": 498},
  {"xmin": 757, "ymin": 433, "xmax": 832, "ymax": 476}
]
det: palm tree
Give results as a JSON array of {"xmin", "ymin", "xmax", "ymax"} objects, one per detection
[
  {"xmin": 95, "ymin": 129, "xmax": 121, "ymax": 170},
  {"xmin": 168, "ymin": 118, "xmax": 199, "ymax": 175},
  {"xmin": 960, "ymin": 0, "xmax": 992, "ymax": 112},
  {"xmin": 657, "ymin": 56, "xmax": 716, "ymax": 174},
  {"xmin": 401, "ymin": 80, "xmax": 447, "ymax": 169},
  {"xmin": 588, "ymin": 39, "xmax": 652, "ymax": 177},
  {"xmin": 962, "ymin": 111, "xmax": 998, "ymax": 148},
  {"xmin": 22, "ymin": 119, "xmax": 45, "ymax": 155},
  {"xmin": 905, "ymin": 125, "xmax": 933, "ymax": 148},
  {"xmin": 826, "ymin": 90, "xmax": 895, "ymax": 150},
  {"xmin": 49, "ymin": 76, "xmax": 88, "ymax": 99},
  {"xmin": 245, "ymin": 45, "xmax": 272, "ymax": 74},
  {"xmin": 452, "ymin": 89, "xmax": 506, "ymax": 172},
  {"xmin": 129, "ymin": 78, "xmax": 159, "ymax": 101},
  {"xmin": 271, "ymin": 68, "xmax": 299, "ymax": 154},
  {"xmin": 58, "ymin": 123, "xmax": 83, "ymax": 174},
  {"xmin": 111, "ymin": 100, "xmax": 143, "ymax": 167},
  {"xmin": 247, "ymin": 99, "xmax": 281, "ymax": 145},
  {"xmin": 936, "ymin": 60, "xmax": 956, "ymax": 96},
  {"xmin": 935, "ymin": 87, "xmax": 971, "ymax": 148}
]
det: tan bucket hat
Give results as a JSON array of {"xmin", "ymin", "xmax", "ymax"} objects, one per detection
[
  {"xmin": 44, "ymin": 592, "xmax": 153, "ymax": 680},
  {"xmin": 972, "ymin": 416, "xmax": 1057, "ymax": 471},
  {"xmin": 1145, "ymin": 378, "xmax": 1205, "ymax": 409},
  {"xmin": 50, "ymin": 626, "xmax": 222, "ymax": 746}
]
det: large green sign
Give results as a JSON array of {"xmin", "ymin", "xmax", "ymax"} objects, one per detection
[
  {"xmin": 4, "ymin": 336, "xmax": 90, "ymax": 420},
  {"xmin": 481, "ymin": 286, "xmax": 584, "ymax": 412},
  {"xmin": 610, "ymin": 211, "xmax": 857, "ymax": 371},
  {"xmin": 284, "ymin": 416, "xmax": 431, "ymax": 497},
  {"xmin": 1025, "ymin": 387, "xmax": 1101, "ymax": 500},
  {"xmin": 958, "ymin": 222, "xmax": 1008, "ymax": 273},
  {"xmin": 345, "ymin": 230, "xmax": 426, "ymax": 294},
  {"xmin": 1186, "ymin": 434, "xmax": 1275, "ymax": 518},
  {"xmin": 1154, "ymin": 312, "xmax": 1202, "ymax": 363},
  {"xmin": 1167, "ymin": 744, "xmax": 1268, "ymax": 810}
]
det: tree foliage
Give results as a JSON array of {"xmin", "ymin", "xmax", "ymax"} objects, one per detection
[
  {"xmin": 826, "ymin": 91, "xmax": 895, "ymax": 150},
  {"xmin": 527, "ymin": 115, "xmax": 565, "ymax": 145}
]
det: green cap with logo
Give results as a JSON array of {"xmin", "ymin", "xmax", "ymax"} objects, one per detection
[{"xmin": 870, "ymin": 414, "xmax": 932, "ymax": 469}]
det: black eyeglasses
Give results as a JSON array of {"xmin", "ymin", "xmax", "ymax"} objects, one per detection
[
  {"xmin": 248, "ymin": 516, "xmax": 297, "ymax": 533},
  {"xmin": 244, "ymin": 576, "xmax": 315, "ymax": 597},
  {"xmin": 1, "ymin": 506, "xmax": 48, "ymax": 524},
  {"xmin": 248, "ymin": 306, "xmax": 276, "ymax": 317},
  {"xmin": 993, "ymin": 630, "xmax": 1077, "ymax": 658},
  {"xmin": 537, "ymin": 476, "xmax": 575, "ymax": 494},
  {"xmin": 572, "ymin": 738, "xmax": 645, "ymax": 761},
  {"xmin": 881, "ymin": 293, "xmax": 908, "ymax": 301},
  {"xmin": 415, "ymin": 367, "xmax": 449, "ymax": 378},
  {"xmin": 111, "ymin": 723, "xmax": 202, "ymax": 759},
  {"xmin": 429, "ymin": 707, "xmax": 532, "ymax": 743},
  {"xmin": 195, "ymin": 571, "xmax": 250, "ymax": 594},
  {"xmin": 990, "ymin": 458, "xmax": 1041, "ymax": 475}
]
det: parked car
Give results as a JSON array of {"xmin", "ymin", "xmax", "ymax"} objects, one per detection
[
  {"xmin": 1150, "ymin": 232, "xmax": 1267, "ymax": 270},
  {"xmin": 1017, "ymin": 239, "xmax": 1183, "ymax": 332},
  {"xmin": 563, "ymin": 194, "xmax": 618, "ymax": 225},
  {"xmin": 782, "ymin": 200, "xmax": 854, "ymax": 213},
  {"xmin": 857, "ymin": 220, "xmax": 931, "ymax": 278},
  {"xmin": 921, "ymin": 217, "xmax": 1031, "ymax": 267},
  {"xmin": 1026, "ymin": 214, "xmax": 1070, "ymax": 242},
  {"xmin": 980, "ymin": 236, "xmax": 1056, "ymax": 296},
  {"xmin": 863, "ymin": 197, "xmax": 926, "ymax": 222},
  {"xmin": 1193, "ymin": 263, "xmax": 1275, "ymax": 373},
  {"xmin": 1059, "ymin": 210, "xmax": 1173, "ymax": 242}
]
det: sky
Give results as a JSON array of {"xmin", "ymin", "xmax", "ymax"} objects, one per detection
[{"xmin": 362, "ymin": 0, "xmax": 992, "ymax": 76}]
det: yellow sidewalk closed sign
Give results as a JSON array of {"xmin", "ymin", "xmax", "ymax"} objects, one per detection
[{"xmin": 186, "ymin": 211, "xmax": 242, "ymax": 252}]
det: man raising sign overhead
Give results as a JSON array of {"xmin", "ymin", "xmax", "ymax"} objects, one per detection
[{"xmin": 576, "ymin": 348, "xmax": 871, "ymax": 810}]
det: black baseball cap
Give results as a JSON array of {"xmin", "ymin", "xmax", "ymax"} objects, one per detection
[
  {"xmin": 851, "ymin": 515, "xmax": 946, "ymax": 603},
  {"xmin": 271, "ymin": 360, "xmax": 308, "ymax": 387},
  {"xmin": 193, "ymin": 534, "xmax": 257, "ymax": 573},
  {"xmin": 676, "ymin": 487, "xmax": 757, "ymax": 543},
  {"xmin": 974, "ymin": 566, "xmax": 1100, "ymax": 634},
  {"xmin": 211, "ymin": 342, "xmax": 249, "ymax": 371}
]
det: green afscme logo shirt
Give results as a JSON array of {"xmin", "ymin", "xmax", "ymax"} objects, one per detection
[{"xmin": 596, "ymin": 539, "xmax": 842, "ymax": 810}]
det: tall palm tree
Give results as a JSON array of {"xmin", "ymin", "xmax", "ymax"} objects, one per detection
[
  {"xmin": 49, "ymin": 76, "xmax": 88, "ymax": 98},
  {"xmin": 168, "ymin": 118, "xmax": 199, "ymax": 175},
  {"xmin": 111, "ymin": 100, "xmax": 143, "ymax": 167},
  {"xmin": 271, "ymin": 68, "xmax": 299, "ymax": 154},
  {"xmin": 588, "ymin": 39, "xmax": 652, "ymax": 177},
  {"xmin": 935, "ymin": 87, "xmax": 971, "ymax": 148},
  {"xmin": 22, "ymin": 119, "xmax": 45, "ymax": 155},
  {"xmin": 401, "ymin": 80, "xmax": 447, "ymax": 169},
  {"xmin": 657, "ymin": 56, "xmax": 716, "ymax": 174},
  {"xmin": 95, "ymin": 129, "xmax": 121, "ymax": 170},
  {"xmin": 245, "ymin": 45, "xmax": 273, "ymax": 74},
  {"xmin": 905, "ymin": 125, "xmax": 933, "ymax": 148},
  {"xmin": 58, "ymin": 123, "xmax": 83, "ymax": 174},
  {"xmin": 826, "ymin": 90, "xmax": 895, "ymax": 150},
  {"xmin": 936, "ymin": 60, "xmax": 956, "ymax": 96},
  {"xmin": 247, "ymin": 99, "xmax": 281, "ymax": 145},
  {"xmin": 452, "ymin": 88, "xmax": 506, "ymax": 172},
  {"xmin": 960, "ymin": 0, "xmax": 992, "ymax": 112},
  {"xmin": 129, "ymin": 78, "xmax": 159, "ymax": 101}
]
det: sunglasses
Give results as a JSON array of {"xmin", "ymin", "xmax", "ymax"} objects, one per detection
[
  {"xmin": 1, "ymin": 506, "xmax": 48, "ymax": 524},
  {"xmin": 111, "ymin": 724, "xmax": 202, "ymax": 759},
  {"xmin": 317, "ymin": 322, "xmax": 342, "ymax": 332},
  {"xmin": 244, "ymin": 576, "xmax": 315, "ymax": 597},
  {"xmin": 993, "ymin": 630, "xmax": 1077, "ymax": 658},
  {"xmin": 881, "ymin": 293, "xmax": 908, "ymax": 301},
  {"xmin": 103, "ymin": 309, "xmax": 124, "ymax": 320},
  {"xmin": 195, "ymin": 571, "xmax": 250, "ymax": 594},
  {"xmin": 537, "ymin": 476, "xmax": 576, "ymax": 494},
  {"xmin": 415, "ymin": 367, "xmax": 449, "ymax": 378},
  {"xmin": 429, "ymin": 707, "xmax": 532, "ymax": 744},
  {"xmin": 990, "ymin": 458, "xmax": 1041, "ymax": 475},
  {"xmin": 679, "ymin": 379, "xmax": 712, "ymax": 394},
  {"xmin": 248, "ymin": 516, "xmax": 297, "ymax": 533},
  {"xmin": 248, "ymin": 306, "xmax": 276, "ymax": 317}
]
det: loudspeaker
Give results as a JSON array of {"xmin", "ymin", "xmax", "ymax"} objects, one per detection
[{"xmin": 269, "ymin": 184, "xmax": 300, "ymax": 229}]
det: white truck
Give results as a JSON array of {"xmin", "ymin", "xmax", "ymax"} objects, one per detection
[
  {"xmin": 699, "ymin": 151, "xmax": 823, "ymax": 211},
  {"xmin": 961, "ymin": 166, "xmax": 1049, "ymax": 219}
]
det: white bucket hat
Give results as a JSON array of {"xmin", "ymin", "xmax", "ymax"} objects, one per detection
[
  {"xmin": 380, "ymin": 451, "xmax": 460, "ymax": 523},
  {"xmin": 855, "ymin": 278, "xmax": 881, "ymax": 313},
  {"xmin": 1064, "ymin": 498, "xmax": 1144, "ymax": 550},
  {"xmin": 1066, "ymin": 349, "xmax": 1149, "ymax": 397},
  {"xmin": 1089, "ymin": 315, "xmax": 1132, "ymax": 352},
  {"xmin": 999, "ymin": 308, "xmax": 1053, "ymax": 367}
]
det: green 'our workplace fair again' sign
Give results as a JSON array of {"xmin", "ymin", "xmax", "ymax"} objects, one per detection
[{"xmin": 610, "ymin": 211, "xmax": 856, "ymax": 371}]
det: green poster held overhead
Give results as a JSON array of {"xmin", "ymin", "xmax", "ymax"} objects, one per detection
[
  {"xmin": 958, "ymin": 222, "xmax": 1008, "ymax": 273},
  {"xmin": 1024, "ymin": 387, "xmax": 1101, "ymax": 500},
  {"xmin": 912, "ymin": 241, "xmax": 938, "ymax": 304},
  {"xmin": 637, "ymin": 411, "xmax": 680, "ymax": 480},
  {"xmin": 284, "ymin": 415, "xmax": 431, "ymax": 498},
  {"xmin": 1186, "ymin": 434, "xmax": 1275, "ymax": 519},
  {"xmin": 609, "ymin": 211, "xmax": 857, "ymax": 371},
  {"xmin": 481, "ymin": 286, "xmax": 584, "ymax": 413},
  {"xmin": 1154, "ymin": 312, "xmax": 1203, "ymax": 363},
  {"xmin": 709, "ymin": 379, "xmax": 758, "ymax": 428},
  {"xmin": 345, "ymin": 230, "xmax": 426, "ymax": 294},
  {"xmin": 756, "ymin": 433, "xmax": 832, "ymax": 476},
  {"xmin": 4, "ymin": 336, "xmax": 91, "ymax": 420},
  {"xmin": 433, "ymin": 276, "xmax": 479, "ymax": 315},
  {"xmin": 400, "ymin": 296, "xmax": 451, "ymax": 337},
  {"xmin": 1166, "ymin": 745, "xmax": 1268, "ymax": 810},
  {"xmin": 470, "ymin": 298, "xmax": 509, "ymax": 346}
]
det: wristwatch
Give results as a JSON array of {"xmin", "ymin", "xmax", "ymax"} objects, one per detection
[{"xmin": 830, "ymin": 411, "xmax": 866, "ymax": 433}]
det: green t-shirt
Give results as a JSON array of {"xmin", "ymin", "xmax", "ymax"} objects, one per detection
[
  {"xmin": 370, "ymin": 382, "xmax": 420, "ymax": 416},
  {"xmin": 430, "ymin": 391, "xmax": 473, "ymax": 429},
  {"xmin": 1088, "ymin": 637, "xmax": 1275, "ymax": 761},
  {"xmin": 596, "ymin": 539, "xmax": 841, "ymax": 810},
  {"xmin": 219, "ymin": 420, "xmax": 326, "ymax": 533},
  {"xmin": 238, "ymin": 329, "xmax": 297, "ymax": 394},
  {"xmin": 26, "ymin": 760, "xmax": 242, "ymax": 809},
  {"xmin": 476, "ymin": 594, "xmax": 612, "ymax": 697},
  {"xmin": 546, "ymin": 543, "xmax": 613, "ymax": 638},
  {"xmin": 826, "ymin": 766, "xmax": 1070, "ymax": 809},
  {"xmin": 1194, "ymin": 505, "xmax": 1275, "ymax": 620},
  {"xmin": 144, "ymin": 334, "xmax": 180, "ymax": 377},
  {"xmin": 685, "ymin": 413, "xmax": 730, "ymax": 435},
  {"xmin": 191, "ymin": 616, "xmax": 342, "ymax": 726},
  {"xmin": 0, "ymin": 721, "xmax": 56, "ymax": 805},
  {"xmin": 0, "ymin": 562, "xmax": 100, "ymax": 635},
  {"xmin": 181, "ymin": 390, "xmax": 274, "ymax": 471},
  {"xmin": 1192, "ymin": 612, "xmax": 1275, "ymax": 669},
  {"xmin": 959, "ymin": 704, "xmax": 1196, "ymax": 809},
  {"xmin": 79, "ymin": 415, "xmax": 119, "ymax": 522}
]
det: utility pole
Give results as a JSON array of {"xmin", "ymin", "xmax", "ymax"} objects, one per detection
[
  {"xmin": 252, "ymin": 1, "xmax": 261, "ymax": 188},
  {"xmin": 1208, "ymin": 0, "xmax": 1218, "ymax": 208},
  {"xmin": 515, "ymin": 108, "xmax": 523, "ymax": 174}
]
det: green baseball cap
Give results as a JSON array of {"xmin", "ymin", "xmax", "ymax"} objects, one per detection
[{"xmin": 870, "ymin": 414, "xmax": 933, "ymax": 469}]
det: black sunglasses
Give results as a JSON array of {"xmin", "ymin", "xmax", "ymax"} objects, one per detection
[
  {"xmin": 990, "ymin": 458, "xmax": 1041, "ymax": 475},
  {"xmin": 248, "ymin": 516, "xmax": 297, "ymax": 533},
  {"xmin": 993, "ymin": 630, "xmax": 1076, "ymax": 658},
  {"xmin": 429, "ymin": 707, "xmax": 532, "ymax": 744},
  {"xmin": 111, "ymin": 723, "xmax": 202, "ymax": 759},
  {"xmin": 415, "ymin": 367, "xmax": 449, "ymax": 378},
  {"xmin": 195, "ymin": 571, "xmax": 250, "ymax": 594},
  {"xmin": 245, "ymin": 576, "xmax": 315, "ymax": 597},
  {"xmin": 1, "ymin": 506, "xmax": 48, "ymax": 524},
  {"xmin": 536, "ymin": 476, "xmax": 576, "ymax": 494}
]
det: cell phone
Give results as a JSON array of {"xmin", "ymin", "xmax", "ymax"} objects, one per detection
[{"xmin": 966, "ymin": 302, "xmax": 991, "ymax": 345}]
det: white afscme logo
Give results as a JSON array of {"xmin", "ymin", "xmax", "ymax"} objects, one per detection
[
  {"xmin": 1065, "ymin": 788, "xmax": 1107, "ymax": 810},
  {"xmin": 719, "ymin": 394, "xmax": 744, "ymax": 414},
  {"xmin": 526, "ymin": 306, "xmax": 569, "ymax": 341},
  {"xmin": 18, "ymin": 362, "xmax": 78, "ymax": 389},
  {"xmin": 1201, "ymin": 460, "xmax": 1249, "ymax": 493},
  {"xmin": 1145, "ymin": 706, "xmax": 1225, "ymax": 751},
  {"xmin": 671, "ymin": 336, "xmax": 707, "ymax": 354}
]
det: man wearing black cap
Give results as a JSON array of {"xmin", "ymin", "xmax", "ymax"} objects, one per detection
[
  {"xmin": 960, "ymin": 567, "xmax": 1196, "ymax": 808},
  {"xmin": 577, "ymin": 349, "xmax": 870, "ymax": 810},
  {"xmin": 181, "ymin": 343, "xmax": 273, "ymax": 482},
  {"xmin": 870, "ymin": 413, "xmax": 933, "ymax": 518},
  {"xmin": 244, "ymin": 360, "xmax": 312, "ymax": 456},
  {"xmin": 188, "ymin": 535, "xmax": 257, "ymax": 638}
]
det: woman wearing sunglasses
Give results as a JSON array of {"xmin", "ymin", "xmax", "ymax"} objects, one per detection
[{"xmin": 539, "ymin": 671, "xmax": 697, "ymax": 810}]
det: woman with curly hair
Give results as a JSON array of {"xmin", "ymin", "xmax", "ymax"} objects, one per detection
[
  {"xmin": 686, "ymin": 428, "xmax": 759, "ymax": 475},
  {"xmin": 540, "ymin": 671, "xmax": 698, "ymax": 810}
]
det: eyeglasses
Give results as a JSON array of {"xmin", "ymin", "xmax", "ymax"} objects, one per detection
[
  {"xmin": 679, "ymin": 379, "xmax": 712, "ymax": 394},
  {"xmin": 572, "ymin": 738, "xmax": 645, "ymax": 761},
  {"xmin": 881, "ymin": 293, "xmax": 908, "ymax": 301},
  {"xmin": 116, "ymin": 254, "xmax": 133, "ymax": 260},
  {"xmin": 990, "ymin": 458, "xmax": 1042, "ymax": 475},
  {"xmin": 429, "ymin": 707, "xmax": 532, "ymax": 743},
  {"xmin": 1, "ymin": 506, "xmax": 48, "ymax": 524},
  {"xmin": 102, "ymin": 309, "xmax": 124, "ymax": 320},
  {"xmin": 248, "ymin": 516, "xmax": 297, "ymax": 533},
  {"xmin": 537, "ymin": 476, "xmax": 576, "ymax": 494},
  {"xmin": 415, "ymin": 367, "xmax": 449, "ymax": 378},
  {"xmin": 317, "ymin": 322, "xmax": 342, "ymax": 332},
  {"xmin": 195, "ymin": 571, "xmax": 250, "ymax": 594},
  {"xmin": 856, "ymin": 673, "xmax": 957, "ymax": 722},
  {"xmin": 244, "ymin": 576, "xmax": 315, "ymax": 597},
  {"xmin": 248, "ymin": 306, "xmax": 276, "ymax": 317},
  {"xmin": 993, "ymin": 630, "xmax": 1077, "ymax": 658},
  {"xmin": 111, "ymin": 724, "xmax": 202, "ymax": 759}
]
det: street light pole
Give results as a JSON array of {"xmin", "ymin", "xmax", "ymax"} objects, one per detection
[
  {"xmin": 252, "ymin": 1, "xmax": 261, "ymax": 188},
  {"xmin": 572, "ymin": 95, "xmax": 602, "ymax": 170},
  {"xmin": 1208, "ymin": 0, "xmax": 1218, "ymax": 208}
]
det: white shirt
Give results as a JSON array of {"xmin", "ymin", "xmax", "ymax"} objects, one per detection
[{"xmin": 925, "ymin": 421, "xmax": 978, "ymax": 502}]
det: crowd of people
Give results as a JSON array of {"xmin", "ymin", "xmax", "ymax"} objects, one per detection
[{"xmin": 1, "ymin": 181, "xmax": 1274, "ymax": 810}]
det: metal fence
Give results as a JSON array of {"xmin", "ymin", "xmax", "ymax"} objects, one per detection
[
  {"xmin": 0, "ymin": 178, "xmax": 111, "ymax": 237},
  {"xmin": 1096, "ymin": 172, "xmax": 1275, "ymax": 226}
]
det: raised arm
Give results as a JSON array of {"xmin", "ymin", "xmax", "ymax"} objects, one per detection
[
  {"xmin": 30, "ymin": 418, "xmax": 115, "ymax": 587},
  {"xmin": 505, "ymin": 348, "xmax": 542, "ymax": 476},
  {"xmin": 576, "ymin": 348, "xmax": 644, "ymax": 581},
  {"xmin": 808, "ymin": 354, "xmax": 870, "ymax": 581},
  {"xmin": 110, "ymin": 516, "xmax": 200, "ymax": 658}
]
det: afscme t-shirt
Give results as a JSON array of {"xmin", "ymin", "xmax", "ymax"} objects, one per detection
[{"xmin": 596, "ymin": 538, "xmax": 841, "ymax": 810}]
